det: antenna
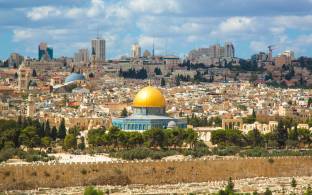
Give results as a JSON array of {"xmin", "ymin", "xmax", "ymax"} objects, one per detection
[
  {"xmin": 165, "ymin": 38, "xmax": 168, "ymax": 56},
  {"xmin": 96, "ymin": 26, "xmax": 100, "ymax": 39}
]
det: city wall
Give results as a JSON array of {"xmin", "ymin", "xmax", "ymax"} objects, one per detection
[{"xmin": 0, "ymin": 156, "xmax": 311, "ymax": 191}]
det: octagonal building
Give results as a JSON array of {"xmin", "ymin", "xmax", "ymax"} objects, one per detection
[{"xmin": 112, "ymin": 86, "xmax": 187, "ymax": 131}]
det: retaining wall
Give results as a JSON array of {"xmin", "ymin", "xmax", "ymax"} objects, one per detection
[{"xmin": 0, "ymin": 156, "xmax": 311, "ymax": 191}]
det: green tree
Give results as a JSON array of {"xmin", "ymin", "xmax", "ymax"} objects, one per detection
[
  {"xmin": 154, "ymin": 67, "xmax": 162, "ymax": 75},
  {"xmin": 87, "ymin": 128, "xmax": 106, "ymax": 147},
  {"xmin": 128, "ymin": 131, "xmax": 144, "ymax": 147},
  {"xmin": 120, "ymin": 108, "xmax": 128, "ymax": 117},
  {"xmin": 143, "ymin": 128, "xmax": 166, "ymax": 148},
  {"xmin": 218, "ymin": 177, "xmax": 235, "ymax": 195},
  {"xmin": 304, "ymin": 185, "xmax": 312, "ymax": 195},
  {"xmin": 225, "ymin": 177, "xmax": 235, "ymax": 194},
  {"xmin": 308, "ymin": 97, "xmax": 312, "ymax": 107},
  {"xmin": 211, "ymin": 129, "xmax": 227, "ymax": 145},
  {"xmin": 211, "ymin": 129, "xmax": 246, "ymax": 147},
  {"xmin": 175, "ymin": 76, "xmax": 180, "ymax": 86},
  {"xmin": 275, "ymin": 120, "xmax": 288, "ymax": 148},
  {"xmin": 44, "ymin": 120, "xmax": 51, "ymax": 137},
  {"xmin": 247, "ymin": 128, "xmax": 263, "ymax": 147},
  {"xmin": 160, "ymin": 78, "xmax": 166, "ymax": 87},
  {"xmin": 19, "ymin": 126, "xmax": 41, "ymax": 148},
  {"xmin": 63, "ymin": 134, "xmax": 77, "ymax": 150},
  {"xmin": 291, "ymin": 177, "xmax": 297, "ymax": 188},
  {"xmin": 84, "ymin": 186, "xmax": 104, "ymax": 195},
  {"xmin": 78, "ymin": 137, "xmax": 86, "ymax": 150},
  {"xmin": 117, "ymin": 131, "xmax": 129, "ymax": 149},
  {"xmin": 264, "ymin": 188, "xmax": 272, "ymax": 195},
  {"xmin": 170, "ymin": 128, "xmax": 186, "ymax": 148},
  {"xmin": 107, "ymin": 126, "xmax": 121, "ymax": 148},
  {"xmin": 51, "ymin": 126, "xmax": 57, "ymax": 141},
  {"xmin": 58, "ymin": 118, "xmax": 67, "ymax": 139},
  {"xmin": 185, "ymin": 128, "xmax": 199, "ymax": 148},
  {"xmin": 298, "ymin": 128, "xmax": 311, "ymax": 147}
]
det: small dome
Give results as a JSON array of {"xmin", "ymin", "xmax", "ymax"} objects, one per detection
[
  {"xmin": 167, "ymin": 121, "xmax": 177, "ymax": 128},
  {"xmin": 133, "ymin": 86, "xmax": 166, "ymax": 108},
  {"xmin": 65, "ymin": 73, "xmax": 85, "ymax": 84}
]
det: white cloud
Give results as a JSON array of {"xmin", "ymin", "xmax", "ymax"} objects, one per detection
[
  {"xmin": 13, "ymin": 29, "xmax": 35, "ymax": 41},
  {"xmin": 13, "ymin": 28, "xmax": 69, "ymax": 42},
  {"xmin": 219, "ymin": 17, "xmax": 253, "ymax": 33},
  {"xmin": 26, "ymin": 6, "xmax": 61, "ymax": 21},
  {"xmin": 129, "ymin": 0, "xmax": 181, "ymax": 14},
  {"xmin": 270, "ymin": 27, "xmax": 285, "ymax": 34},
  {"xmin": 86, "ymin": 0, "xmax": 105, "ymax": 17}
]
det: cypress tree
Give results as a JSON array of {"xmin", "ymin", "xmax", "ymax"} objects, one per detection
[
  {"xmin": 51, "ymin": 126, "xmax": 57, "ymax": 141},
  {"xmin": 44, "ymin": 120, "xmax": 51, "ymax": 137},
  {"xmin": 161, "ymin": 78, "xmax": 166, "ymax": 87},
  {"xmin": 58, "ymin": 118, "xmax": 67, "ymax": 139}
]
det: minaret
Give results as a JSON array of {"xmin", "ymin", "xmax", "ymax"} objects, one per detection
[
  {"xmin": 89, "ymin": 47, "xmax": 97, "ymax": 78},
  {"xmin": 27, "ymin": 94, "xmax": 35, "ymax": 117},
  {"xmin": 152, "ymin": 39, "xmax": 155, "ymax": 57},
  {"xmin": 18, "ymin": 63, "xmax": 31, "ymax": 92}
]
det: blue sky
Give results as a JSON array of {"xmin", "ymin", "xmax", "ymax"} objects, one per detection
[{"xmin": 1, "ymin": 0, "xmax": 312, "ymax": 60}]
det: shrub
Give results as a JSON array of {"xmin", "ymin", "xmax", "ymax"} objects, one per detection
[
  {"xmin": 268, "ymin": 158, "xmax": 274, "ymax": 164},
  {"xmin": 0, "ymin": 148, "xmax": 17, "ymax": 162},
  {"xmin": 212, "ymin": 146, "xmax": 240, "ymax": 156},
  {"xmin": 110, "ymin": 147, "xmax": 178, "ymax": 160},
  {"xmin": 30, "ymin": 171, "xmax": 37, "ymax": 176},
  {"xmin": 81, "ymin": 169, "xmax": 88, "ymax": 175},
  {"xmin": 239, "ymin": 147, "xmax": 269, "ymax": 157},
  {"xmin": 3, "ymin": 171, "xmax": 10, "ymax": 177},
  {"xmin": 84, "ymin": 186, "xmax": 104, "ymax": 195},
  {"xmin": 183, "ymin": 145, "xmax": 211, "ymax": 157},
  {"xmin": 43, "ymin": 171, "xmax": 50, "ymax": 177}
]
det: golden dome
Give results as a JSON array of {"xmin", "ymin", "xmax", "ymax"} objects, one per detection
[{"xmin": 133, "ymin": 86, "xmax": 166, "ymax": 108}]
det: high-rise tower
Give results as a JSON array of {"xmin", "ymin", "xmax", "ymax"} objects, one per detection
[{"xmin": 91, "ymin": 37, "xmax": 106, "ymax": 62}]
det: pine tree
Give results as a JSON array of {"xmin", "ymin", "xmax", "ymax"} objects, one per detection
[
  {"xmin": 291, "ymin": 177, "xmax": 297, "ymax": 188},
  {"xmin": 58, "ymin": 118, "xmax": 67, "ymax": 139},
  {"xmin": 51, "ymin": 126, "xmax": 57, "ymax": 141},
  {"xmin": 38, "ymin": 122, "xmax": 45, "ymax": 138},
  {"xmin": 121, "ymin": 108, "xmax": 128, "ymax": 117},
  {"xmin": 175, "ymin": 77, "xmax": 180, "ymax": 86}
]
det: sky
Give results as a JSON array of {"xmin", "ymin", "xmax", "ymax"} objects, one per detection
[{"xmin": 0, "ymin": 0, "xmax": 312, "ymax": 60}]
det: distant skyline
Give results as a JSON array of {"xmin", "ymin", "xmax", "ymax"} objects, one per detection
[{"xmin": 0, "ymin": 0, "xmax": 312, "ymax": 60}]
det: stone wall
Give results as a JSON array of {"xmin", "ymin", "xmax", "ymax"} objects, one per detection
[{"xmin": 0, "ymin": 156, "xmax": 311, "ymax": 191}]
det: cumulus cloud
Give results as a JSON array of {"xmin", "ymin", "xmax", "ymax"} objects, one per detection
[
  {"xmin": 219, "ymin": 17, "xmax": 254, "ymax": 33},
  {"xmin": 26, "ymin": 6, "xmax": 61, "ymax": 21},
  {"xmin": 128, "ymin": 0, "xmax": 181, "ymax": 14}
]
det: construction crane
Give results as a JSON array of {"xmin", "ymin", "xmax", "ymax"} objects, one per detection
[{"xmin": 268, "ymin": 45, "xmax": 276, "ymax": 61}]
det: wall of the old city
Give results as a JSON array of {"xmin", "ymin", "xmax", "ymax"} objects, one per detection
[{"xmin": 0, "ymin": 156, "xmax": 311, "ymax": 191}]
